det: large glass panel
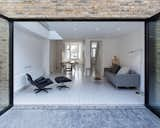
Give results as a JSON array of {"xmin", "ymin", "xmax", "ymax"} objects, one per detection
[
  {"xmin": 148, "ymin": 16, "xmax": 160, "ymax": 115},
  {"xmin": 0, "ymin": 17, "xmax": 9, "ymax": 112}
]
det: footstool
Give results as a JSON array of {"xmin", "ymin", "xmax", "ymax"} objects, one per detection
[{"xmin": 55, "ymin": 76, "xmax": 72, "ymax": 90}]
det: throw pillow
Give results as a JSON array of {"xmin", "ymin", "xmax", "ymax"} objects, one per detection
[
  {"xmin": 112, "ymin": 64, "xmax": 121, "ymax": 74},
  {"xmin": 117, "ymin": 67, "xmax": 130, "ymax": 75}
]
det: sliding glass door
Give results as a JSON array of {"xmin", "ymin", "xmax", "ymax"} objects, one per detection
[
  {"xmin": 146, "ymin": 13, "xmax": 160, "ymax": 116},
  {"xmin": 0, "ymin": 15, "xmax": 12, "ymax": 115}
]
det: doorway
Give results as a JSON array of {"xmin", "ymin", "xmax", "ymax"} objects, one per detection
[
  {"xmin": 0, "ymin": 13, "xmax": 160, "ymax": 117},
  {"xmin": 90, "ymin": 41, "xmax": 98, "ymax": 77}
]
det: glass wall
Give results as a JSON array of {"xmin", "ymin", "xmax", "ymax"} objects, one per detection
[
  {"xmin": 0, "ymin": 17, "xmax": 10, "ymax": 112},
  {"xmin": 148, "ymin": 15, "xmax": 160, "ymax": 116}
]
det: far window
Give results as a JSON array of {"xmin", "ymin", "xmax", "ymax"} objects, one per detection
[
  {"xmin": 70, "ymin": 44, "xmax": 79, "ymax": 59},
  {"xmin": 64, "ymin": 42, "xmax": 80, "ymax": 60},
  {"xmin": 91, "ymin": 42, "xmax": 97, "ymax": 58}
]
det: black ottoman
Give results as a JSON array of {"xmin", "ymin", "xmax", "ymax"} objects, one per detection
[{"xmin": 55, "ymin": 76, "xmax": 72, "ymax": 89}]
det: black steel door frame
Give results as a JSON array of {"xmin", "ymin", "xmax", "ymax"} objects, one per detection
[
  {"xmin": 0, "ymin": 12, "xmax": 160, "ymax": 117},
  {"xmin": 145, "ymin": 12, "xmax": 160, "ymax": 117},
  {"xmin": 0, "ymin": 14, "xmax": 13, "ymax": 116}
]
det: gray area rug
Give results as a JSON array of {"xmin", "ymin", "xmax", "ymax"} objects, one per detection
[{"xmin": 0, "ymin": 106, "xmax": 160, "ymax": 128}]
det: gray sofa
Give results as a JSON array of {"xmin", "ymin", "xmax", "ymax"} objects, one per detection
[{"xmin": 104, "ymin": 68, "xmax": 140, "ymax": 88}]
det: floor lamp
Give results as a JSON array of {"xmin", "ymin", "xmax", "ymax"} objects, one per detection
[{"xmin": 128, "ymin": 48, "xmax": 143, "ymax": 95}]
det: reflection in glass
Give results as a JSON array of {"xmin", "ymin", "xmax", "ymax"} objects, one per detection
[{"xmin": 148, "ymin": 18, "xmax": 160, "ymax": 115}]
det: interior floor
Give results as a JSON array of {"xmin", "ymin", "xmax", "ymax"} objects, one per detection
[{"xmin": 14, "ymin": 66, "xmax": 144, "ymax": 105}]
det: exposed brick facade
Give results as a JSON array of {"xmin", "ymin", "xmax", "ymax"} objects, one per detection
[
  {"xmin": 0, "ymin": 18, "xmax": 9, "ymax": 106},
  {"xmin": 0, "ymin": 0, "xmax": 159, "ymax": 18}
]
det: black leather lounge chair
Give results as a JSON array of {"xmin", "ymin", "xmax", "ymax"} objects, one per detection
[{"xmin": 26, "ymin": 73, "xmax": 53, "ymax": 93}]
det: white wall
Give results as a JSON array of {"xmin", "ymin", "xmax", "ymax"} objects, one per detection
[
  {"xmin": 14, "ymin": 24, "xmax": 50, "ymax": 92},
  {"xmin": 102, "ymin": 38, "xmax": 119, "ymax": 67},
  {"xmin": 117, "ymin": 29, "xmax": 145, "ymax": 92}
]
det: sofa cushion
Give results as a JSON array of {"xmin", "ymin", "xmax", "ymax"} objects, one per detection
[
  {"xmin": 112, "ymin": 64, "xmax": 121, "ymax": 74},
  {"xmin": 117, "ymin": 67, "xmax": 129, "ymax": 75}
]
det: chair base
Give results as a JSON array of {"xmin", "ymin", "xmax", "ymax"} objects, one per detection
[
  {"xmin": 34, "ymin": 88, "xmax": 52, "ymax": 93},
  {"xmin": 56, "ymin": 85, "xmax": 70, "ymax": 90}
]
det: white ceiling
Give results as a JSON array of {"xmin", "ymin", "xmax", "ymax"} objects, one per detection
[{"xmin": 42, "ymin": 22, "xmax": 144, "ymax": 40}]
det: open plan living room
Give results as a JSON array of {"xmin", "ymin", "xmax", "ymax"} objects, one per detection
[{"xmin": 13, "ymin": 21, "xmax": 144, "ymax": 105}]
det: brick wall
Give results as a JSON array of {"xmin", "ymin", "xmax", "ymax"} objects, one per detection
[
  {"xmin": 0, "ymin": 18, "xmax": 9, "ymax": 106},
  {"xmin": 0, "ymin": 0, "xmax": 159, "ymax": 18}
]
